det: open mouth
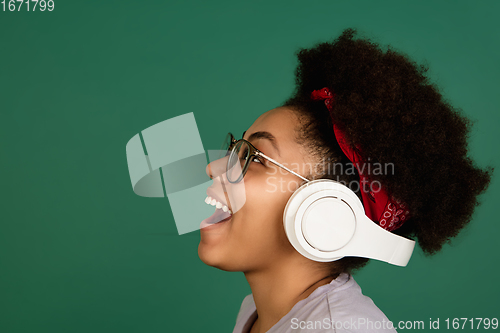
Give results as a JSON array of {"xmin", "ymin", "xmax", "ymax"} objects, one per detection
[{"xmin": 203, "ymin": 195, "xmax": 233, "ymax": 225}]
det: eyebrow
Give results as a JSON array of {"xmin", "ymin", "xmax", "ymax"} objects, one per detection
[{"xmin": 242, "ymin": 130, "xmax": 281, "ymax": 157}]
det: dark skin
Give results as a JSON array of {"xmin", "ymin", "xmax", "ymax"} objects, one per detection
[
  {"xmin": 200, "ymin": 107, "xmax": 339, "ymax": 333},
  {"xmin": 203, "ymin": 27, "xmax": 492, "ymax": 332},
  {"xmin": 249, "ymin": 275, "xmax": 336, "ymax": 333}
]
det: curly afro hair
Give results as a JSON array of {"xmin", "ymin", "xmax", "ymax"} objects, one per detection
[{"xmin": 283, "ymin": 28, "xmax": 493, "ymax": 275}]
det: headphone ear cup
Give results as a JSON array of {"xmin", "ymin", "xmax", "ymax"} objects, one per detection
[
  {"xmin": 301, "ymin": 197, "xmax": 356, "ymax": 252},
  {"xmin": 283, "ymin": 179, "xmax": 359, "ymax": 262},
  {"xmin": 283, "ymin": 179, "xmax": 415, "ymax": 266}
]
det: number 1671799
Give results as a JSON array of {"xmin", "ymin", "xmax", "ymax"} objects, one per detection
[{"xmin": 1, "ymin": 0, "xmax": 54, "ymax": 11}]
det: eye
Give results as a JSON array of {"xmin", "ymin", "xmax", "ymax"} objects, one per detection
[
  {"xmin": 251, "ymin": 156, "xmax": 262, "ymax": 164},
  {"xmin": 237, "ymin": 145, "xmax": 264, "ymax": 165},
  {"xmin": 239, "ymin": 146, "xmax": 250, "ymax": 160},
  {"xmin": 241, "ymin": 154, "xmax": 262, "ymax": 164}
]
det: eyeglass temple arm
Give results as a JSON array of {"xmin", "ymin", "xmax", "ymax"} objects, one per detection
[{"xmin": 256, "ymin": 151, "xmax": 310, "ymax": 183}]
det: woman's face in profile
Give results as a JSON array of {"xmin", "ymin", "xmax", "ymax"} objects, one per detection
[{"xmin": 198, "ymin": 107, "xmax": 315, "ymax": 272}]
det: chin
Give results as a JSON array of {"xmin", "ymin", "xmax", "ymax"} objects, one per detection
[
  {"xmin": 197, "ymin": 243, "xmax": 244, "ymax": 272},
  {"xmin": 198, "ymin": 241, "xmax": 225, "ymax": 269}
]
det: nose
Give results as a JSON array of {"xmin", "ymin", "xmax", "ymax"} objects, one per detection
[{"xmin": 206, "ymin": 155, "xmax": 228, "ymax": 180}]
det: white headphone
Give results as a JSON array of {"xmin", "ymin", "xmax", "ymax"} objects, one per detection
[{"xmin": 283, "ymin": 179, "xmax": 415, "ymax": 266}]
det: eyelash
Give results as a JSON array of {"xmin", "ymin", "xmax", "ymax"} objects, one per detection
[
  {"xmin": 237, "ymin": 145, "xmax": 264, "ymax": 165},
  {"xmin": 241, "ymin": 153, "xmax": 263, "ymax": 165},
  {"xmin": 240, "ymin": 153, "xmax": 262, "ymax": 164}
]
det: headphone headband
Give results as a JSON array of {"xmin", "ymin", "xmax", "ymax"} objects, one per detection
[{"xmin": 283, "ymin": 179, "xmax": 415, "ymax": 266}]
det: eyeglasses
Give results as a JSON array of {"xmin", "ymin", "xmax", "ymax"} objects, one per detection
[{"xmin": 221, "ymin": 132, "xmax": 311, "ymax": 184}]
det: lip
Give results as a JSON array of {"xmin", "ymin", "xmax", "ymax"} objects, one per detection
[{"xmin": 200, "ymin": 214, "xmax": 232, "ymax": 231}]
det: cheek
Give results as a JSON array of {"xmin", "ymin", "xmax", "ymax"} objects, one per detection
[
  {"xmin": 237, "ymin": 175, "xmax": 296, "ymax": 243},
  {"xmin": 244, "ymin": 174, "xmax": 289, "ymax": 216},
  {"xmin": 198, "ymin": 174, "xmax": 300, "ymax": 270}
]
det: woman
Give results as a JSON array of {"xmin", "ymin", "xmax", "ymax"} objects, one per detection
[{"xmin": 198, "ymin": 29, "xmax": 492, "ymax": 333}]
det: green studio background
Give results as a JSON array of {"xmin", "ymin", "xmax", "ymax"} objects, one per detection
[{"xmin": 1, "ymin": 1, "xmax": 498, "ymax": 332}]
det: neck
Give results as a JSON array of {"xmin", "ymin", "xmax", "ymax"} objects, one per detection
[{"xmin": 244, "ymin": 258, "xmax": 335, "ymax": 333}]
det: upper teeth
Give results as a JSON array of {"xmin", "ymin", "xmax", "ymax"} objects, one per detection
[{"xmin": 205, "ymin": 196, "xmax": 232, "ymax": 214}]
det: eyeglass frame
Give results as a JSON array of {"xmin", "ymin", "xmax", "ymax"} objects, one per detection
[{"xmin": 224, "ymin": 132, "xmax": 311, "ymax": 184}]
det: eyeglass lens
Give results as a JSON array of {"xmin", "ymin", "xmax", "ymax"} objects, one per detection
[
  {"xmin": 218, "ymin": 133, "xmax": 233, "ymax": 159},
  {"xmin": 227, "ymin": 141, "xmax": 251, "ymax": 183}
]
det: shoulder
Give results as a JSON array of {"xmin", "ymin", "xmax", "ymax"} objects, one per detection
[
  {"xmin": 233, "ymin": 294, "xmax": 257, "ymax": 333},
  {"xmin": 236, "ymin": 294, "xmax": 256, "ymax": 322},
  {"xmin": 272, "ymin": 273, "xmax": 396, "ymax": 332},
  {"xmin": 325, "ymin": 274, "xmax": 396, "ymax": 332}
]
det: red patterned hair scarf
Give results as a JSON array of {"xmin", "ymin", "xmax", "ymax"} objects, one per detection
[{"xmin": 311, "ymin": 87, "xmax": 410, "ymax": 231}]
